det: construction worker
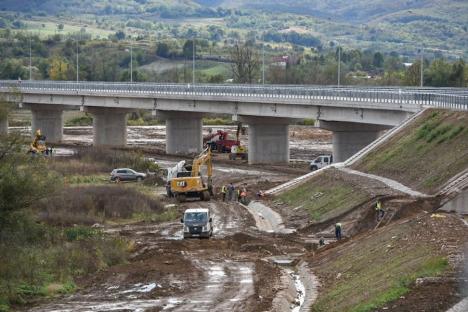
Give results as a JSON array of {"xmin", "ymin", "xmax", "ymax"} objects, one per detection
[
  {"xmin": 376, "ymin": 200, "xmax": 384, "ymax": 221},
  {"xmin": 221, "ymin": 185, "xmax": 227, "ymax": 201},
  {"xmin": 237, "ymin": 188, "xmax": 241, "ymax": 202},
  {"xmin": 227, "ymin": 183, "xmax": 234, "ymax": 201},
  {"xmin": 335, "ymin": 222, "xmax": 342, "ymax": 240},
  {"xmin": 240, "ymin": 190, "xmax": 247, "ymax": 204},
  {"xmin": 319, "ymin": 237, "xmax": 325, "ymax": 246}
]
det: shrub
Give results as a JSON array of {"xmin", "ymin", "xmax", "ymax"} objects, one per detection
[
  {"xmin": 36, "ymin": 185, "xmax": 165, "ymax": 225},
  {"xmin": 64, "ymin": 115, "xmax": 93, "ymax": 126}
]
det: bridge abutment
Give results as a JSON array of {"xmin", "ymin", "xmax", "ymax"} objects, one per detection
[
  {"xmin": 28, "ymin": 104, "xmax": 64, "ymax": 143},
  {"xmin": 319, "ymin": 121, "xmax": 391, "ymax": 162},
  {"xmin": 87, "ymin": 107, "xmax": 130, "ymax": 147},
  {"xmin": 157, "ymin": 111, "xmax": 203, "ymax": 155},
  {"xmin": 241, "ymin": 116, "xmax": 291, "ymax": 164}
]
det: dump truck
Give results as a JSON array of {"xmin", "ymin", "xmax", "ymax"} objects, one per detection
[{"xmin": 168, "ymin": 147, "xmax": 213, "ymax": 202}]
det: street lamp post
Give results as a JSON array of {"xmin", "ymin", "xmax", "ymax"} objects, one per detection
[
  {"xmin": 76, "ymin": 37, "xmax": 79, "ymax": 82},
  {"xmin": 337, "ymin": 46, "xmax": 341, "ymax": 87},
  {"xmin": 419, "ymin": 48, "xmax": 424, "ymax": 87},
  {"xmin": 192, "ymin": 38, "xmax": 195, "ymax": 84},
  {"xmin": 130, "ymin": 40, "xmax": 133, "ymax": 83},
  {"xmin": 29, "ymin": 34, "xmax": 32, "ymax": 80},
  {"xmin": 262, "ymin": 33, "xmax": 265, "ymax": 84}
]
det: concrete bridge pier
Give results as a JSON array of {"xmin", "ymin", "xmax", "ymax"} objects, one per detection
[
  {"xmin": 28, "ymin": 104, "xmax": 64, "ymax": 143},
  {"xmin": 319, "ymin": 121, "xmax": 391, "ymax": 162},
  {"xmin": 241, "ymin": 116, "xmax": 291, "ymax": 165},
  {"xmin": 87, "ymin": 107, "xmax": 131, "ymax": 147},
  {"xmin": 157, "ymin": 111, "xmax": 203, "ymax": 155}
]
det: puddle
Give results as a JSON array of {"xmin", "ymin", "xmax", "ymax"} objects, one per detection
[{"xmin": 119, "ymin": 283, "xmax": 160, "ymax": 294}]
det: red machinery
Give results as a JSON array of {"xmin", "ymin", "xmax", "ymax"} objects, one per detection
[{"xmin": 203, "ymin": 124, "xmax": 246, "ymax": 153}]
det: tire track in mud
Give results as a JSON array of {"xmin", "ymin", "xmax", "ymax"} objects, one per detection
[{"xmin": 169, "ymin": 259, "xmax": 255, "ymax": 312}]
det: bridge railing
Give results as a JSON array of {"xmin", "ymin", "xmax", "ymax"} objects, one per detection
[{"xmin": 0, "ymin": 80, "xmax": 467, "ymax": 111}]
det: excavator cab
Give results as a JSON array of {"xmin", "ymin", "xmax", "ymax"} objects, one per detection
[
  {"xmin": 29, "ymin": 129, "xmax": 50, "ymax": 155},
  {"xmin": 169, "ymin": 147, "xmax": 213, "ymax": 202}
]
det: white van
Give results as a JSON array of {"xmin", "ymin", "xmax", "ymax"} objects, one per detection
[{"xmin": 181, "ymin": 208, "xmax": 213, "ymax": 239}]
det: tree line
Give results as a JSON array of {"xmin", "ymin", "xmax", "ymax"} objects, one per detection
[{"xmin": 0, "ymin": 30, "xmax": 466, "ymax": 87}]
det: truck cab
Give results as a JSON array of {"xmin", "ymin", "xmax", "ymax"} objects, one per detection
[
  {"xmin": 310, "ymin": 154, "xmax": 333, "ymax": 171},
  {"xmin": 181, "ymin": 208, "xmax": 213, "ymax": 239}
]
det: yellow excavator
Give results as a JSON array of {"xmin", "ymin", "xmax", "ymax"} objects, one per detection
[
  {"xmin": 29, "ymin": 129, "xmax": 51, "ymax": 155},
  {"xmin": 169, "ymin": 147, "xmax": 213, "ymax": 202}
]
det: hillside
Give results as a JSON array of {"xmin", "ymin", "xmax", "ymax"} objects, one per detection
[
  {"xmin": 353, "ymin": 109, "xmax": 468, "ymax": 194},
  {"xmin": 228, "ymin": 0, "xmax": 468, "ymax": 24},
  {"xmin": 0, "ymin": 0, "xmax": 466, "ymax": 57},
  {"xmin": 265, "ymin": 109, "xmax": 468, "ymax": 311}
]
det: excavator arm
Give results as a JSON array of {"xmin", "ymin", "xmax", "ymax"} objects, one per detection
[{"xmin": 191, "ymin": 147, "xmax": 213, "ymax": 193}]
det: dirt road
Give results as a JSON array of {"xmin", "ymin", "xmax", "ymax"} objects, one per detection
[{"xmin": 30, "ymin": 154, "xmax": 312, "ymax": 312}]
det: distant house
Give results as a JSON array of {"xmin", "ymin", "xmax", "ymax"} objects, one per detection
[
  {"xmin": 403, "ymin": 62, "xmax": 413, "ymax": 68},
  {"xmin": 271, "ymin": 55, "xmax": 300, "ymax": 67},
  {"xmin": 271, "ymin": 55, "xmax": 289, "ymax": 67}
]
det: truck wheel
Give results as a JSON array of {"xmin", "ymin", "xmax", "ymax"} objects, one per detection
[
  {"xmin": 201, "ymin": 191, "xmax": 211, "ymax": 201},
  {"xmin": 176, "ymin": 194, "xmax": 185, "ymax": 203},
  {"xmin": 311, "ymin": 166, "xmax": 318, "ymax": 171}
]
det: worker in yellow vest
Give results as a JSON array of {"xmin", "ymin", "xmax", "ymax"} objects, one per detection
[
  {"xmin": 376, "ymin": 200, "xmax": 384, "ymax": 221},
  {"xmin": 221, "ymin": 185, "xmax": 227, "ymax": 202}
]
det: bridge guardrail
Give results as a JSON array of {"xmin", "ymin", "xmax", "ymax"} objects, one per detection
[{"xmin": 0, "ymin": 80, "xmax": 467, "ymax": 111}]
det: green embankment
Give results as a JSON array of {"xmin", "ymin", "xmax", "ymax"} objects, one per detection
[
  {"xmin": 310, "ymin": 215, "xmax": 456, "ymax": 312},
  {"xmin": 354, "ymin": 109, "xmax": 468, "ymax": 193},
  {"xmin": 277, "ymin": 169, "xmax": 370, "ymax": 223}
]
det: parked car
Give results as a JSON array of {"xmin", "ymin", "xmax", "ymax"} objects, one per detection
[{"xmin": 110, "ymin": 168, "xmax": 146, "ymax": 182}]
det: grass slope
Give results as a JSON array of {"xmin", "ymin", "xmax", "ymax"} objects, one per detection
[
  {"xmin": 310, "ymin": 213, "xmax": 466, "ymax": 312},
  {"xmin": 277, "ymin": 169, "xmax": 370, "ymax": 223},
  {"xmin": 354, "ymin": 109, "xmax": 468, "ymax": 194}
]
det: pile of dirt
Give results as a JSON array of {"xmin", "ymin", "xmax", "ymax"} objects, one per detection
[{"xmin": 268, "ymin": 168, "xmax": 404, "ymax": 229}]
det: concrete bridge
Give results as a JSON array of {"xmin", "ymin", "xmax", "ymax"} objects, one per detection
[{"xmin": 0, "ymin": 80, "xmax": 467, "ymax": 163}]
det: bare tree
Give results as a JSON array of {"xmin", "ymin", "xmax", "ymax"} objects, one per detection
[{"xmin": 230, "ymin": 43, "xmax": 260, "ymax": 84}]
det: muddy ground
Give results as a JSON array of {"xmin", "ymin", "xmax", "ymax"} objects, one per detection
[{"xmin": 18, "ymin": 125, "xmax": 468, "ymax": 312}]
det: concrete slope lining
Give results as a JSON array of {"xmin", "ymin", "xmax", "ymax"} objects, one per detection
[
  {"xmin": 239, "ymin": 201, "xmax": 295, "ymax": 234},
  {"xmin": 446, "ymin": 298, "xmax": 468, "ymax": 312},
  {"xmin": 265, "ymin": 163, "xmax": 345, "ymax": 196},
  {"xmin": 439, "ymin": 169, "xmax": 468, "ymax": 197},
  {"xmin": 339, "ymin": 167, "xmax": 431, "ymax": 198}
]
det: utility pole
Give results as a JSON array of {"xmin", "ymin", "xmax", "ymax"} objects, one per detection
[
  {"xmin": 337, "ymin": 46, "xmax": 341, "ymax": 87},
  {"xmin": 192, "ymin": 38, "xmax": 195, "ymax": 84},
  {"xmin": 420, "ymin": 48, "xmax": 424, "ymax": 88},
  {"xmin": 29, "ymin": 33, "xmax": 32, "ymax": 80}
]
